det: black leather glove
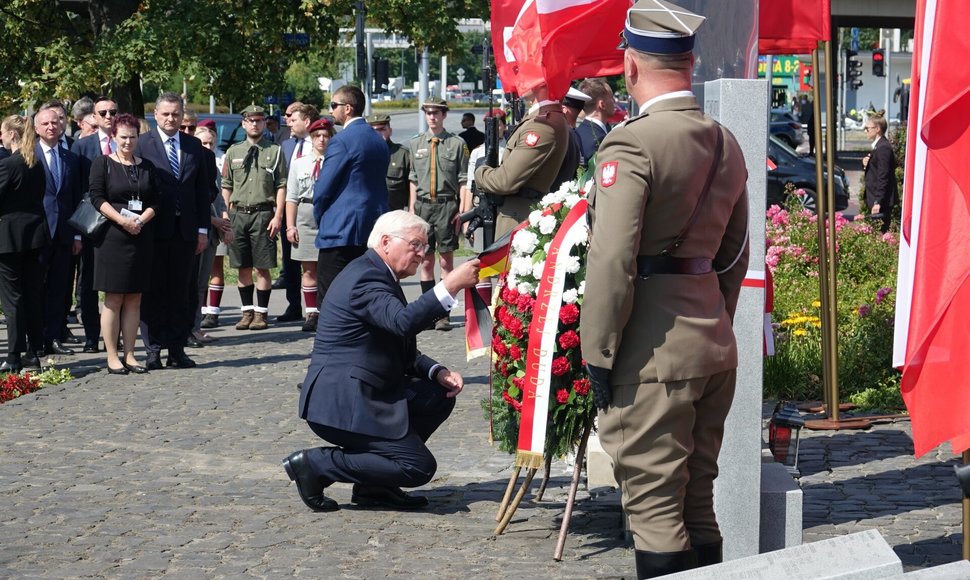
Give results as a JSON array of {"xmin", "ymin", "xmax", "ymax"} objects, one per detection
[{"xmin": 586, "ymin": 363, "xmax": 612, "ymax": 410}]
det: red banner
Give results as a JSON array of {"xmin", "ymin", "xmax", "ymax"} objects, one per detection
[{"xmin": 758, "ymin": 0, "xmax": 831, "ymax": 55}]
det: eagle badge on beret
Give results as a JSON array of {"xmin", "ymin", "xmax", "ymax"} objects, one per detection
[
  {"xmin": 601, "ymin": 161, "xmax": 618, "ymax": 187},
  {"xmin": 524, "ymin": 132, "xmax": 540, "ymax": 147}
]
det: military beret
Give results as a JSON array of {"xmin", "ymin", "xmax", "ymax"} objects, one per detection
[
  {"xmin": 562, "ymin": 87, "xmax": 591, "ymax": 110},
  {"xmin": 308, "ymin": 117, "xmax": 333, "ymax": 133},
  {"xmin": 366, "ymin": 113, "xmax": 391, "ymax": 125},
  {"xmin": 197, "ymin": 119, "xmax": 216, "ymax": 130},
  {"xmin": 623, "ymin": 0, "xmax": 706, "ymax": 55},
  {"xmin": 240, "ymin": 104, "xmax": 266, "ymax": 118},
  {"xmin": 421, "ymin": 99, "xmax": 449, "ymax": 112}
]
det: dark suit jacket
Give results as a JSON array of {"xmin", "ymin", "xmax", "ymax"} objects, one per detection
[
  {"xmin": 459, "ymin": 126, "xmax": 485, "ymax": 152},
  {"xmin": 71, "ymin": 132, "xmax": 106, "ymax": 193},
  {"xmin": 864, "ymin": 137, "xmax": 897, "ymax": 211},
  {"xmin": 281, "ymin": 135, "xmax": 310, "ymax": 168},
  {"xmin": 135, "ymin": 130, "xmax": 210, "ymax": 241},
  {"xmin": 574, "ymin": 118, "xmax": 609, "ymax": 167},
  {"xmin": 299, "ymin": 249, "xmax": 447, "ymax": 439},
  {"xmin": 0, "ymin": 152, "xmax": 52, "ymax": 253},
  {"xmin": 312, "ymin": 118, "xmax": 389, "ymax": 249},
  {"xmin": 37, "ymin": 144, "xmax": 82, "ymax": 245}
]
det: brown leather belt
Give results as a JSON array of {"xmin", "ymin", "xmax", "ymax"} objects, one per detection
[
  {"xmin": 232, "ymin": 202, "xmax": 275, "ymax": 214},
  {"xmin": 637, "ymin": 255, "xmax": 713, "ymax": 278}
]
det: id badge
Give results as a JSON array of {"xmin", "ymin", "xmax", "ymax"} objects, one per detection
[{"xmin": 128, "ymin": 199, "xmax": 143, "ymax": 211}]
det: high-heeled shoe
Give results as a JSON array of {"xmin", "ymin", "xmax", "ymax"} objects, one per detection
[
  {"xmin": 123, "ymin": 361, "xmax": 148, "ymax": 374},
  {"xmin": 106, "ymin": 365, "xmax": 129, "ymax": 375}
]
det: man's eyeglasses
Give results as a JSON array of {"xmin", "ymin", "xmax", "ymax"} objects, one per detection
[
  {"xmin": 863, "ymin": 126, "xmax": 875, "ymax": 132},
  {"xmin": 96, "ymin": 109, "xmax": 118, "ymax": 118},
  {"xmin": 181, "ymin": 124, "xmax": 196, "ymax": 131},
  {"xmin": 330, "ymin": 101, "xmax": 349, "ymax": 109},
  {"xmin": 389, "ymin": 234, "xmax": 429, "ymax": 254}
]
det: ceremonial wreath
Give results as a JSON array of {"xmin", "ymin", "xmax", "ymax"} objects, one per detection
[{"xmin": 483, "ymin": 179, "xmax": 597, "ymax": 467}]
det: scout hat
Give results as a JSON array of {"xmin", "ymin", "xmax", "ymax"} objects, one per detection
[
  {"xmin": 623, "ymin": 0, "xmax": 706, "ymax": 55},
  {"xmin": 308, "ymin": 118, "xmax": 333, "ymax": 133},
  {"xmin": 366, "ymin": 113, "xmax": 391, "ymax": 126},
  {"xmin": 421, "ymin": 99, "xmax": 449, "ymax": 113},
  {"xmin": 562, "ymin": 87, "xmax": 591, "ymax": 111},
  {"xmin": 240, "ymin": 104, "xmax": 266, "ymax": 118}
]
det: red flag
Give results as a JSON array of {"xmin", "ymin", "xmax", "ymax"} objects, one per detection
[
  {"xmin": 758, "ymin": 0, "xmax": 830, "ymax": 55},
  {"xmin": 894, "ymin": 0, "xmax": 970, "ymax": 457},
  {"xmin": 495, "ymin": 0, "xmax": 628, "ymax": 99}
]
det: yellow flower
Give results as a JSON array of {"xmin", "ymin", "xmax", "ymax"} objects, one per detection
[
  {"xmin": 793, "ymin": 329, "xmax": 808, "ymax": 336},
  {"xmin": 812, "ymin": 300, "xmax": 821, "ymax": 308}
]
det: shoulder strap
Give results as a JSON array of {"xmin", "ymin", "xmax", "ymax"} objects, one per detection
[{"xmin": 662, "ymin": 124, "xmax": 724, "ymax": 256}]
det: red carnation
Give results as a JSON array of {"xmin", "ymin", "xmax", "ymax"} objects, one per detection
[
  {"xmin": 573, "ymin": 378, "xmax": 590, "ymax": 396},
  {"xmin": 500, "ymin": 362, "xmax": 509, "ymax": 376},
  {"xmin": 551, "ymin": 356, "xmax": 571, "ymax": 376},
  {"xmin": 502, "ymin": 391, "xmax": 522, "ymax": 412},
  {"xmin": 556, "ymin": 389, "xmax": 570, "ymax": 404},
  {"xmin": 503, "ymin": 286, "xmax": 519, "ymax": 304},
  {"xmin": 560, "ymin": 304, "xmax": 580, "ymax": 325},
  {"xmin": 516, "ymin": 293, "xmax": 535, "ymax": 313},
  {"xmin": 493, "ymin": 341, "xmax": 508, "ymax": 358},
  {"xmin": 505, "ymin": 316, "xmax": 524, "ymax": 339},
  {"xmin": 509, "ymin": 344, "xmax": 523, "ymax": 361},
  {"xmin": 558, "ymin": 330, "xmax": 580, "ymax": 350},
  {"xmin": 512, "ymin": 376, "xmax": 525, "ymax": 391}
]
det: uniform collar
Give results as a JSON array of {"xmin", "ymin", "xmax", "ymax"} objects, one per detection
[
  {"xmin": 640, "ymin": 90, "xmax": 695, "ymax": 112},
  {"xmin": 529, "ymin": 99, "xmax": 560, "ymax": 114}
]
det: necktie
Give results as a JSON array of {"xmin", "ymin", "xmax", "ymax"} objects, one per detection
[
  {"xmin": 296, "ymin": 138, "xmax": 304, "ymax": 159},
  {"xmin": 48, "ymin": 148, "xmax": 61, "ymax": 191},
  {"xmin": 167, "ymin": 137, "xmax": 180, "ymax": 179},
  {"xmin": 102, "ymin": 137, "xmax": 112, "ymax": 155},
  {"xmin": 429, "ymin": 136, "xmax": 440, "ymax": 200},
  {"xmin": 312, "ymin": 157, "xmax": 321, "ymax": 181}
]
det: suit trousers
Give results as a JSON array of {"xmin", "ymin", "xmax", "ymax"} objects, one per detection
[
  {"xmin": 598, "ymin": 370, "xmax": 737, "ymax": 552},
  {"xmin": 316, "ymin": 245, "xmax": 366, "ymax": 307},
  {"xmin": 0, "ymin": 248, "xmax": 47, "ymax": 356},
  {"xmin": 78, "ymin": 240, "xmax": 101, "ymax": 342},
  {"xmin": 304, "ymin": 378, "xmax": 456, "ymax": 489},
  {"xmin": 280, "ymin": 234, "xmax": 301, "ymax": 312},
  {"xmin": 42, "ymin": 242, "xmax": 75, "ymax": 341},
  {"xmin": 141, "ymin": 237, "xmax": 198, "ymax": 351}
]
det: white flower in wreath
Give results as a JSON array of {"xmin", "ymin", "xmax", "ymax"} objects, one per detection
[
  {"xmin": 578, "ymin": 280, "xmax": 586, "ymax": 295},
  {"xmin": 540, "ymin": 190, "xmax": 565, "ymax": 206},
  {"xmin": 511, "ymin": 229, "xmax": 539, "ymax": 255},
  {"xmin": 538, "ymin": 214, "xmax": 557, "ymax": 235},
  {"xmin": 562, "ymin": 254, "xmax": 581, "ymax": 274},
  {"xmin": 564, "ymin": 193, "xmax": 582, "ymax": 208},
  {"xmin": 543, "ymin": 241, "xmax": 551, "ymax": 254},
  {"xmin": 562, "ymin": 288, "xmax": 579, "ymax": 304},
  {"xmin": 517, "ymin": 281, "xmax": 536, "ymax": 294},
  {"xmin": 511, "ymin": 255, "xmax": 534, "ymax": 277},
  {"xmin": 583, "ymin": 178, "xmax": 594, "ymax": 195},
  {"xmin": 507, "ymin": 270, "xmax": 519, "ymax": 289},
  {"xmin": 528, "ymin": 209, "xmax": 544, "ymax": 227},
  {"xmin": 531, "ymin": 261, "xmax": 546, "ymax": 280}
]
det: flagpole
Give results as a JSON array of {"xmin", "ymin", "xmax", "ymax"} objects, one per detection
[
  {"xmin": 965, "ymin": 450, "xmax": 970, "ymax": 560},
  {"xmin": 822, "ymin": 39, "xmax": 841, "ymax": 419}
]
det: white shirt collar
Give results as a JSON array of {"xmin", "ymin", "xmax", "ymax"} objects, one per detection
[
  {"xmin": 157, "ymin": 127, "xmax": 180, "ymax": 145},
  {"xmin": 640, "ymin": 90, "xmax": 694, "ymax": 112},
  {"xmin": 98, "ymin": 129, "xmax": 111, "ymax": 143},
  {"xmin": 344, "ymin": 116, "xmax": 364, "ymax": 127},
  {"xmin": 587, "ymin": 117, "xmax": 608, "ymax": 132},
  {"xmin": 39, "ymin": 141, "xmax": 58, "ymax": 156},
  {"xmin": 870, "ymin": 135, "xmax": 883, "ymax": 150}
]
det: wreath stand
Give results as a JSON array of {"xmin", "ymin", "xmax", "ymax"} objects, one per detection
[{"xmin": 492, "ymin": 419, "xmax": 595, "ymax": 561}]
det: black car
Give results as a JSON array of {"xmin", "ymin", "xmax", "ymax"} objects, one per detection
[
  {"xmin": 767, "ymin": 135, "xmax": 849, "ymax": 212},
  {"xmin": 769, "ymin": 109, "xmax": 804, "ymax": 148}
]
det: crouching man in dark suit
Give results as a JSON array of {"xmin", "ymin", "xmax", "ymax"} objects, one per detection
[{"xmin": 284, "ymin": 210, "xmax": 480, "ymax": 512}]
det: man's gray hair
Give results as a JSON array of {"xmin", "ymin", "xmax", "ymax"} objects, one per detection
[
  {"xmin": 367, "ymin": 210, "xmax": 430, "ymax": 249},
  {"xmin": 72, "ymin": 97, "xmax": 94, "ymax": 119},
  {"xmin": 155, "ymin": 91, "xmax": 184, "ymax": 109}
]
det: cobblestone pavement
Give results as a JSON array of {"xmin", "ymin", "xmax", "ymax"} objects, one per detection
[{"xmin": 2, "ymin": 280, "xmax": 967, "ymax": 577}]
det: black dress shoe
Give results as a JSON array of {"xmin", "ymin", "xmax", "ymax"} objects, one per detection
[
  {"xmin": 106, "ymin": 365, "xmax": 129, "ymax": 375},
  {"xmin": 186, "ymin": 335, "xmax": 204, "ymax": 349},
  {"xmin": 123, "ymin": 361, "xmax": 148, "ymax": 374},
  {"xmin": 45, "ymin": 340, "xmax": 76, "ymax": 356},
  {"xmin": 0, "ymin": 361, "xmax": 22, "ymax": 374},
  {"xmin": 282, "ymin": 450, "xmax": 338, "ymax": 512},
  {"xmin": 166, "ymin": 350, "xmax": 197, "ymax": 368},
  {"xmin": 82, "ymin": 340, "xmax": 100, "ymax": 354},
  {"xmin": 351, "ymin": 484, "xmax": 429, "ymax": 510},
  {"xmin": 61, "ymin": 328, "xmax": 82, "ymax": 344},
  {"xmin": 145, "ymin": 352, "xmax": 163, "ymax": 371},
  {"xmin": 277, "ymin": 308, "xmax": 303, "ymax": 323},
  {"xmin": 22, "ymin": 352, "xmax": 42, "ymax": 370}
]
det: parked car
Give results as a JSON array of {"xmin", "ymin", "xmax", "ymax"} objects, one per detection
[
  {"xmin": 770, "ymin": 109, "xmax": 804, "ymax": 148},
  {"xmin": 767, "ymin": 134, "xmax": 849, "ymax": 212},
  {"xmin": 146, "ymin": 113, "xmax": 248, "ymax": 152}
]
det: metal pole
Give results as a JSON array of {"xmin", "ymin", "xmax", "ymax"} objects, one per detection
[
  {"xmin": 884, "ymin": 33, "xmax": 893, "ymax": 119},
  {"xmin": 440, "ymin": 55, "xmax": 448, "ymax": 100},
  {"xmin": 964, "ymin": 450, "xmax": 970, "ymax": 560},
  {"xmin": 365, "ymin": 32, "xmax": 373, "ymax": 117},
  {"xmin": 823, "ymin": 39, "xmax": 840, "ymax": 421},
  {"xmin": 419, "ymin": 47, "xmax": 429, "ymax": 134},
  {"xmin": 838, "ymin": 30, "xmax": 846, "ymax": 150}
]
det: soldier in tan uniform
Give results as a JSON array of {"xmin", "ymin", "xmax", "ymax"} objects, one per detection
[
  {"xmin": 367, "ymin": 114, "xmax": 411, "ymax": 211},
  {"xmin": 578, "ymin": 1, "xmax": 749, "ymax": 577},
  {"xmin": 474, "ymin": 84, "xmax": 569, "ymax": 238}
]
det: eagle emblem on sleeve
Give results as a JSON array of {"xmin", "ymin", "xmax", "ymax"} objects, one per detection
[{"xmin": 601, "ymin": 161, "xmax": 618, "ymax": 187}]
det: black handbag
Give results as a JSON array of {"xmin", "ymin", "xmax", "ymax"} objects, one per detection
[{"xmin": 68, "ymin": 195, "xmax": 108, "ymax": 239}]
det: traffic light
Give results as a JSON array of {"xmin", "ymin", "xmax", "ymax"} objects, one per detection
[
  {"xmin": 372, "ymin": 58, "xmax": 389, "ymax": 94},
  {"xmin": 847, "ymin": 49, "xmax": 862, "ymax": 91},
  {"xmin": 872, "ymin": 49, "xmax": 886, "ymax": 77}
]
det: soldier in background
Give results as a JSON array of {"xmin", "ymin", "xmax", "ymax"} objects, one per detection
[{"xmin": 368, "ymin": 114, "xmax": 411, "ymax": 211}]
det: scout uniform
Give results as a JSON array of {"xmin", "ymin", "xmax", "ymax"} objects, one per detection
[
  {"xmin": 577, "ymin": 1, "xmax": 750, "ymax": 576},
  {"xmin": 474, "ymin": 101, "xmax": 568, "ymax": 238},
  {"xmin": 408, "ymin": 101, "xmax": 468, "ymax": 254},
  {"xmin": 222, "ymin": 105, "xmax": 288, "ymax": 270},
  {"xmin": 367, "ymin": 114, "xmax": 411, "ymax": 211}
]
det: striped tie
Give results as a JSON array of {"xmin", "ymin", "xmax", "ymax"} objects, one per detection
[{"xmin": 167, "ymin": 137, "xmax": 180, "ymax": 179}]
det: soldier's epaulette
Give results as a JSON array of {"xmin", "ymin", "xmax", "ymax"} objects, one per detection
[
  {"xmin": 535, "ymin": 110, "xmax": 565, "ymax": 122},
  {"xmin": 612, "ymin": 112, "xmax": 648, "ymax": 130}
]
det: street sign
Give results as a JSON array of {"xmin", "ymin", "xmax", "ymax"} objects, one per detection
[
  {"xmin": 851, "ymin": 27, "xmax": 859, "ymax": 51},
  {"xmin": 456, "ymin": 67, "xmax": 466, "ymax": 84}
]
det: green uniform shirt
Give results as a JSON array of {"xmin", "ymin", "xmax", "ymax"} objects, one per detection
[
  {"xmin": 386, "ymin": 141, "xmax": 411, "ymax": 209},
  {"xmin": 221, "ymin": 137, "xmax": 288, "ymax": 206},
  {"xmin": 408, "ymin": 130, "xmax": 468, "ymax": 199}
]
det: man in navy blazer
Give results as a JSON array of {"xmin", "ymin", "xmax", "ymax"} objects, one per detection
[
  {"xmin": 284, "ymin": 211, "xmax": 480, "ymax": 512},
  {"xmin": 135, "ymin": 92, "xmax": 210, "ymax": 370},
  {"xmin": 312, "ymin": 85, "xmax": 390, "ymax": 305},
  {"xmin": 35, "ymin": 110, "xmax": 83, "ymax": 356}
]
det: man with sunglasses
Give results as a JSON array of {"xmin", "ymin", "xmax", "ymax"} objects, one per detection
[
  {"xmin": 312, "ymin": 85, "xmax": 389, "ymax": 306},
  {"xmin": 70, "ymin": 96, "xmax": 121, "ymax": 354}
]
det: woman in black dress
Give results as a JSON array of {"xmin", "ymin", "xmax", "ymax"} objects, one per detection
[
  {"xmin": 0, "ymin": 114, "xmax": 51, "ymax": 374},
  {"xmin": 89, "ymin": 114, "xmax": 159, "ymax": 374}
]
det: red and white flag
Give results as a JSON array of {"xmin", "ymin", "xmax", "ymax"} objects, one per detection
[
  {"xmin": 893, "ymin": 0, "xmax": 970, "ymax": 457},
  {"xmin": 492, "ymin": 0, "xmax": 628, "ymax": 99}
]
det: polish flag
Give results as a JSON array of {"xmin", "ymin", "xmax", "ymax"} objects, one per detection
[
  {"xmin": 893, "ymin": 0, "xmax": 970, "ymax": 457},
  {"xmin": 759, "ymin": 0, "xmax": 831, "ymax": 55},
  {"xmin": 493, "ymin": 0, "xmax": 628, "ymax": 99}
]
